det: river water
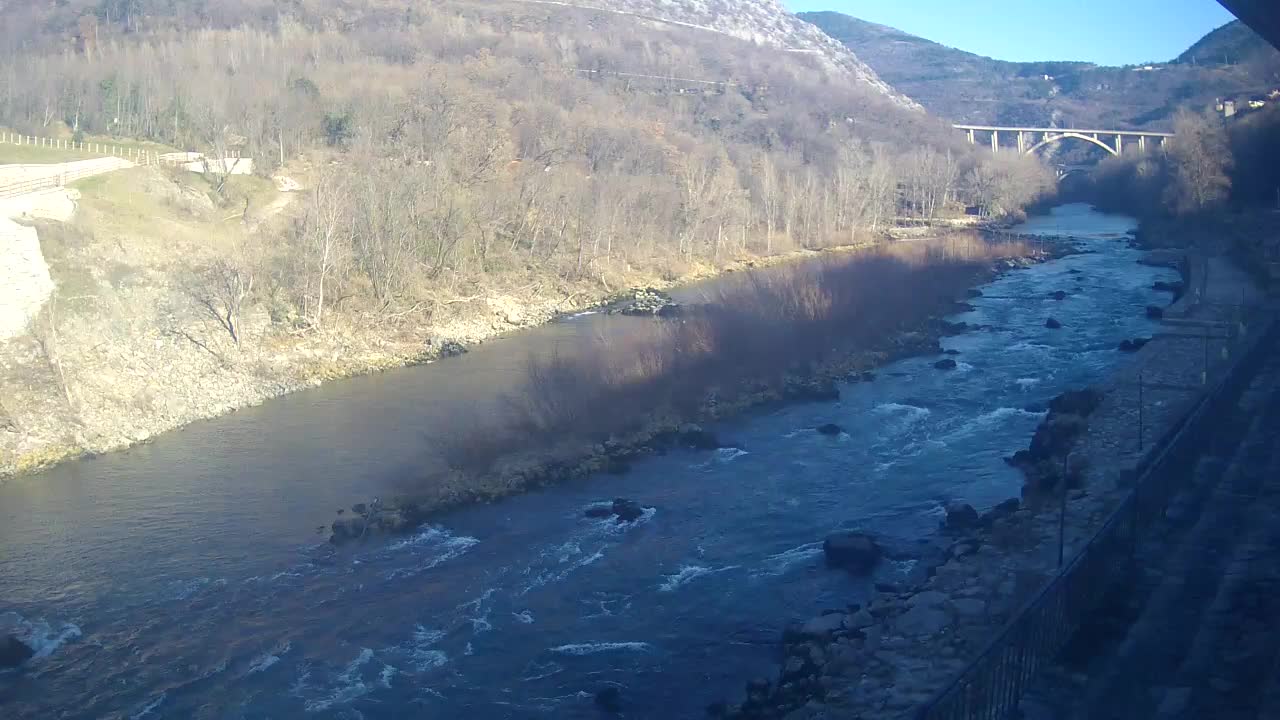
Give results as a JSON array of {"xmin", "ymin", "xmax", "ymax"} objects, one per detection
[{"xmin": 0, "ymin": 205, "xmax": 1178, "ymax": 719}]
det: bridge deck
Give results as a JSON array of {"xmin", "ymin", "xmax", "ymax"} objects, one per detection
[{"xmin": 953, "ymin": 124, "xmax": 1174, "ymax": 136}]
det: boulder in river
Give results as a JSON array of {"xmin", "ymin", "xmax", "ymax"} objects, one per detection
[
  {"xmin": 934, "ymin": 358, "xmax": 958, "ymax": 371},
  {"xmin": 815, "ymin": 423, "xmax": 844, "ymax": 436},
  {"xmin": 676, "ymin": 424, "xmax": 723, "ymax": 451},
  {"xmin": 329, "ymin": 516, "xmax": 367, "ymax": 543},
  {"xmin": 1118, "ymin": 338, "xmax": 1150, "ymax": 353},
  {"xmin": 1153, "ymin": 280, "xmax": 1185, "ymax": 295},
  {"xmin": 429, "ymin": 337, "xmax": 468, "ymax": 357},
  {"xmin": 0, "ymin": 635, "xmax": 35, "ymax": 668},
  {"xmin": 943, "ymin": 502, "xmax": 980, "ymax": 532},
  {"xmin": 612, "ymin": 288, "xmax": 679, "ymax": 317},
  {"xmin": 1049, "ymin": 290, "xmax": 1067, "ymax": 301},
  {"xmin": 1049, "ymin": 388, "xmax": 1104, "ymax": 417},
  {"xmin": 1146, "ymin": 305, "xmax": 1164, "ymax": 320},
  {"xmin": 1045, "ymin": 317, "xmax": 1062, "ymax": 329},
  {"xmin": 595, "ymin": 687, "xmax": 623, "ymax": 713},
  {"xmin": 585, "ymin": 498, "xmax": 647, "ymax": 523},
  {"xmin": 823, "ymin": 531, "xmax": 881, "ymax": 574},
  {"xmin": 966, "ymin": 289, "xmax": 984, "ymax": 298}
]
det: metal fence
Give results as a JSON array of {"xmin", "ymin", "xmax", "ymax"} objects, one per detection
[{"xmin": 914, "ymin": 311, "xmax": 1279, "ymax": 720}]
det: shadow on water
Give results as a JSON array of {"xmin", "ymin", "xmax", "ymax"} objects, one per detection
[{"xmin": 0, "ymin": 204, "xmax": 1179, "ymax": 719}]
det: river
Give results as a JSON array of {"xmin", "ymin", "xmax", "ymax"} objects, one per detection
[{"xmin": 0, "ymin": 205, "xmax": 1179, "ymax": 719}]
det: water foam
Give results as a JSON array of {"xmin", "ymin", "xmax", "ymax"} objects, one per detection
[
  {"xmin": 513, "ymin": 611, "xmax": 535, "ymax": 624},
  {"xmin": 1015, "ymin": 377, "xmax": 1041, "ymax": 390},
  {"xmin": 756, "ymin": 542, "xmax": 824, "ymax": 577},
  {"xmin": 659, "ymin": 564, "xmax": 740, "ymax": 592},
  {"xmin": 0, "ymin": 612, "xmax": 82, "ymax": 661},
  {"xmin": 549, "ymin": 642, "xmax": 650, "ymax": 656},
  {"xmin": 130, "ymin": 692, "xmax": 166, "ymax": 719},
  {"xmin": 383, "ymin": 527, "xmax": 480, "ymax": 581},
  {"xmin": 248, "ymin": 640, "xmax": 292, "ymax": 675},
  {"xmin": 303, "ymin": 648, "xmax": 376, "ymax": 712},
  {"xmin": 409, "ymin": 626, "xmax": 449, "ymax": 672}
]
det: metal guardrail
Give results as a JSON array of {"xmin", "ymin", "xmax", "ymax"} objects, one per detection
[
  {"xmin": 0, "ymin": 163, "xmax": 134, "ymax": 199},
  {"xmin": 914, "ymin": 311, "xmax": 1279, "ymax": 720}
]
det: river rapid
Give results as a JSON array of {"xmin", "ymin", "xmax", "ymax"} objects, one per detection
[{"xmin": 0, "ymin": 205, "xmax": 1179, "ymax": 719}]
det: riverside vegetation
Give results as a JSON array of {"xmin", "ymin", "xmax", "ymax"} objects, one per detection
[{"xmin": 0, "ymin": 0, "xmax": 1056, "ymax": 478}]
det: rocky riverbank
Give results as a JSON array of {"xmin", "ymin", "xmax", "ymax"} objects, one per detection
[{"xmin": 708, "ymin": 233, "xmax": 1273, "ymax": 719}]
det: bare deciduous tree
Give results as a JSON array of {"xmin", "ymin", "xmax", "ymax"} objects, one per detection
[{"xmin": 184, "ymin": 258, "xmax": 255, "ymax": 345}]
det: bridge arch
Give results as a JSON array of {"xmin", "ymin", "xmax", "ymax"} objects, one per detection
[{"xmin": 1025, "ymin": 132, "xmax": 1119, "ymax": 157}]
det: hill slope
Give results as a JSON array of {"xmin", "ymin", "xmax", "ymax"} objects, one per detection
[{"xmin": 801, "ymin": 12, "xmax": 1280, "ymax": 129}]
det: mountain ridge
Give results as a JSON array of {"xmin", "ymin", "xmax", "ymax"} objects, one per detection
[{"xmin": 801, "ymin": 11, "xmax": 1280, "ymax": 129}]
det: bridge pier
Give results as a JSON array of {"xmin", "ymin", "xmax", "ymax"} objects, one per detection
[
  {"xmin": 968, "ymin": 129, "xmax": 975, "ymax": 145},
  {"xmin": 991, "ymin": 130, "xmax": 999, "ymax": 153},
  {"xmin": 1116, "ymin": 134, "xmax": 1123, "ymax": 156},
  {"xmin": 1139, "ymin": 136, "xmax": 1147, "ymax": 153},
  {"xmin": 1017, "ymin": 131, "xmax": 1026, "ymax": 153}
]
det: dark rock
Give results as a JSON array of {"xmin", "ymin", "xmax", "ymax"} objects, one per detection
[
  {"xmin": 966, "ymin": 289, "xmax": 984, "ymax": 298},
  {"xmin": 954, "ymin": 302, "xmax": 978, "ymax": 312},
  {"xmin": 595, "ymin": 687, "xmax": 623, "ymax": 713},
  {"xmin": 785, "ymin": 377, "xmax": 840, "ymax": 402},
  {"xmin": 1049, "ymin": 290, "xmax": 1067, "ymax": 301},
  {"xmin": 860, "ymin": 372, "xmax": 876, "ymax": 383},
  {"xmin": 352, "ymin": 503, "xmax": 367, "ymax": 515},
  {"xmin": 1118, "ymin": 338, "xmax": 1150, "ymax": 353},
  {"xmin": 823, "ymin": 531, "xmax": 881, "ymax": 575},
  {"xmin": 431, "ymin": 338, "xmax": 468, "ymax": 357},
  {"xmin": 979, "ymin": 498, "xmax": 1021, "ymax": 528},
  {"xmin": 939, "ymin": 320, "xmax": 970, "ymax": 335},
  {"xmin": 0, "ymin": 635, "xmax": 34, "ymax": 668},
  {"xmin": 1146, "ymin": 305, "xmax": 1164, "ymax": 319},
  {"xmin": 1029, "ymin": 413, "xmax": 1088, "ymax": 459},
  {"xmin": 944, "ymin": 502, "xmax": 980, "ymax": 531},
  {"xmin": 612, "ymin": 288, "xmax": 679, "ymax": 317},
  {"xmin": 1049, "ymin": 388, "xmax": 1103, "ymax": 417},
  {"xmin": 677, "ymin": 425, "xmax": 723, "ymax": 451},
  {"xmin": 943, "ymin": 349, "xmax": 961, "ymax": 356},
  {"xmin": 815, "ymin": 423, "xmax": 844, "ymax": 436},
  {"xmin": 1068, "ymin": 269, "xmax": 1083, "ymax": 275},
  {"xmin": 329, "ymin": 516, "xmax": 366, "ymax": 543},
  {"xmin": 1153, "ymin": 280, "xmax": 1184, "ymax": 295},
  {"xmin": 611, "ymin": 498, "xmax": 645, "ymax": 523},
  {"xmin": 1045, "ymin": 317, "xmax": 1062, "ymax": 329},
  {"xmin": 934, "ymin": 358, "xmax": 958, "ymax": 370},
  {"xmin": 584, "ymin": 504, "xmax": 615, "ymax": 519}
]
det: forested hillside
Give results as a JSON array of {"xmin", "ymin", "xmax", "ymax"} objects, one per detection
[
  {"xmin": 0, "ymin": 0, "xmax": 1054, "ymax": 477},
  {"xmin": 803, "ymin": 12, "xmax": 1280, "ymax": 130}
]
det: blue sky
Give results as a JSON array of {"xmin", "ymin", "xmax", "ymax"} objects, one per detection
[{"xmin": 785, "ymin": 0, "xmax": 1239, "ymax": 66}]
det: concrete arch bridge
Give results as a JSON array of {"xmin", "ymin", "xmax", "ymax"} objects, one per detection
[{"xmin": 954, "ymin": 125, "xmax": 1174, "ymax": 157}]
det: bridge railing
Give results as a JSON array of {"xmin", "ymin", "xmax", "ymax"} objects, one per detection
[{"xmin": 914, "ymin": 310, "xmax": 1278, "ymax": 720}]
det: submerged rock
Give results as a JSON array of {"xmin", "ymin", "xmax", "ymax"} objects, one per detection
[
  {"xmin": 611, "ymin": 498, "xmax": 645, "ymax": 523},
  {"xmin": 1049, "ymin": 290, "xmax": 1067, "ymax": 301},
  {"xmin": 823, "ymin": 531, "xmax": 881, "ymax": 574},
  {"xmin": 943, "ymin": 502, "xmax": 980, "ymax": 532},
  {"xmin": 1146, "ymin": 305, "xmax": 1164, "ymax": 319},
  {"xmin": 1045, "ymin": 317, "xmax": 1062, "ymax": 329},
  {"xmin": 595, "ymin": 687, "xmax": 623, "ymax": 713},
  {"xmin": 676, "ymin": 424, "xmax": 724, "ymax": 451},
  {"xmin": 1118, "ymin": 338, "xmax": 1150, "ymax": 353},
  {"xmin": 934, "ymin": 358, "xmax": 958, "ymax": 371},
  {"xmin": 329, "ymin": 516, "xmax": 367, "ymax": 542},
  {"xmin": 0, "ymin": 635, "xmax": 34, "ymax": 668},
  {"xmin": 815, "ymin": 423, "xmax": 844, "ymax": 436}
]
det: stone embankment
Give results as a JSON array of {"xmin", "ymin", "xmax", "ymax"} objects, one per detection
[{"xmin": 714, "ymin": 245, "xmax": 1273, "ymax": 719}]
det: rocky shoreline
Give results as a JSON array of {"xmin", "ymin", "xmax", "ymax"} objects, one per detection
[
  {"xmin": 707, "ymin": 235, "xmax": 1271, "ymax": 719},
  {"xmin": 325, "ymin": 240, "xmax": 1070, "ymax": 545}
]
